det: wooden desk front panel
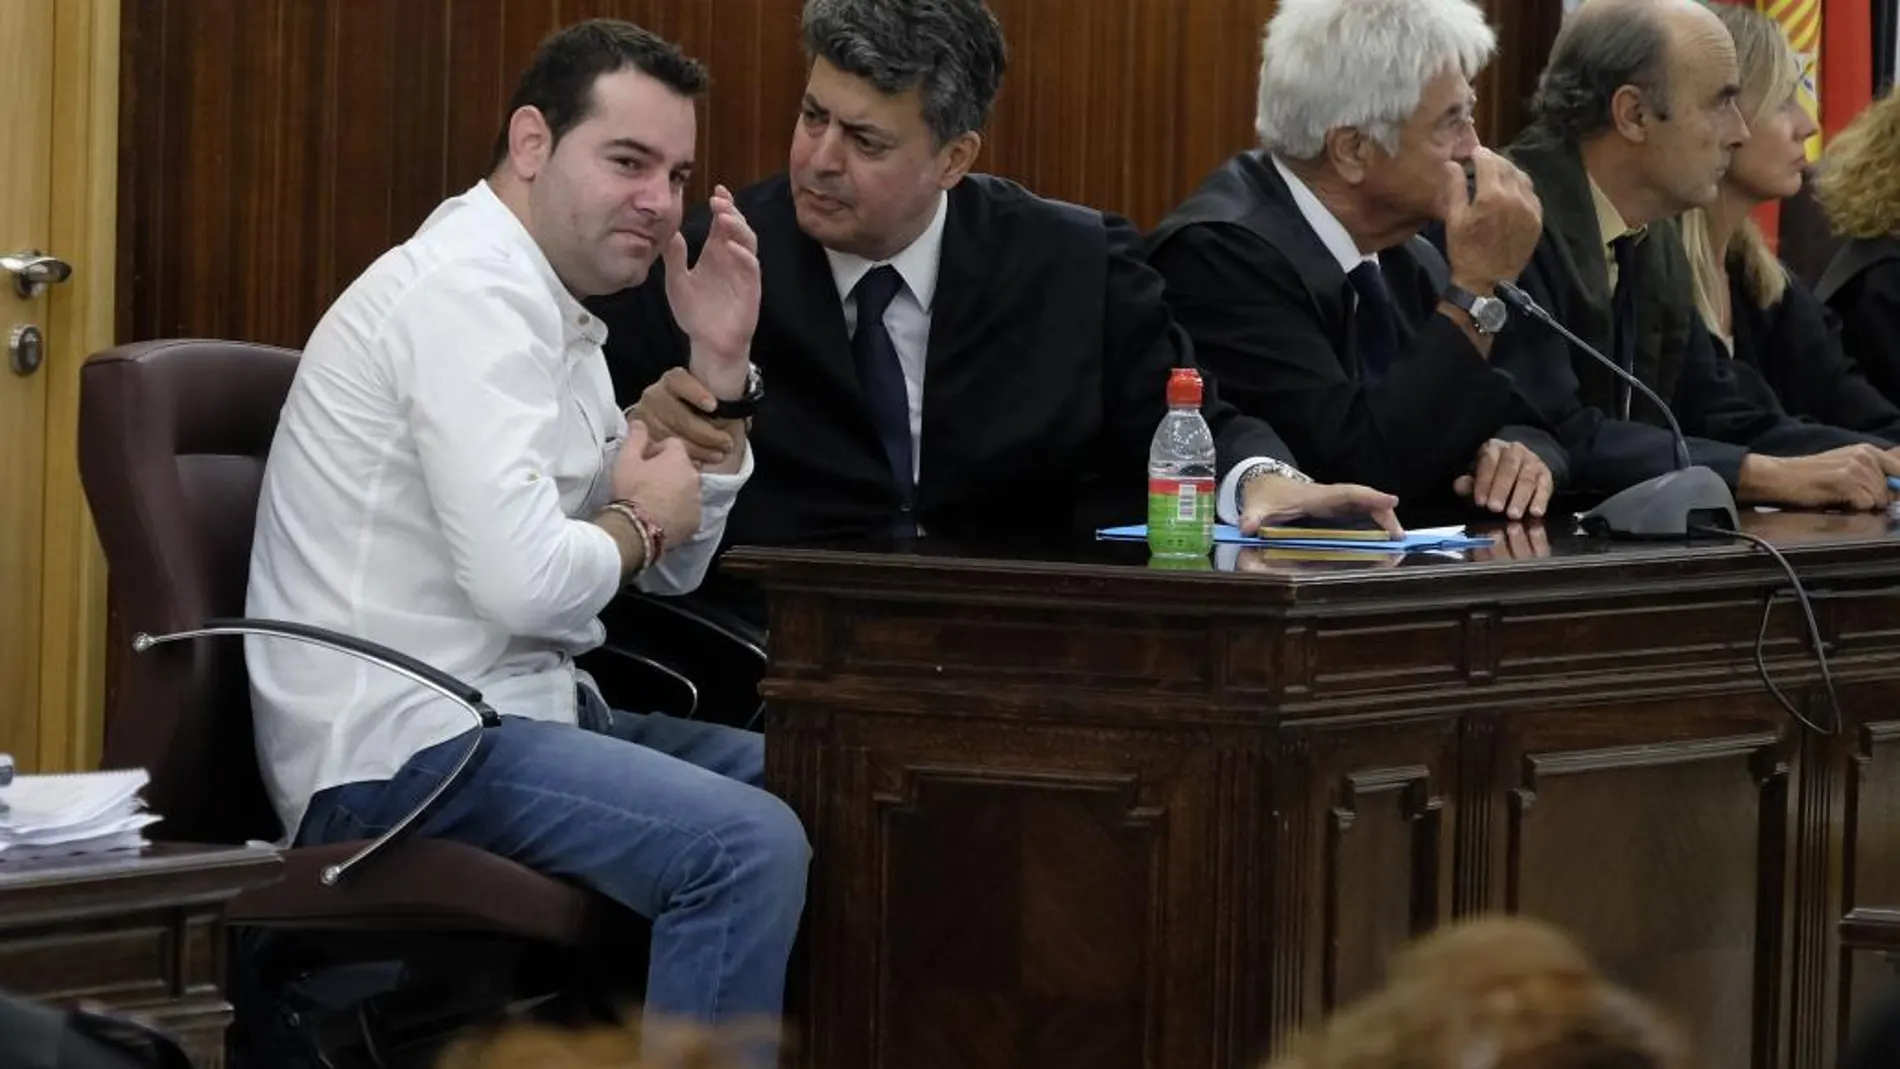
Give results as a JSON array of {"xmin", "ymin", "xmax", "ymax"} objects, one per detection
[{"xmin": 753, "ymin": 536, "xmax": 1900, "ymax": 1069}]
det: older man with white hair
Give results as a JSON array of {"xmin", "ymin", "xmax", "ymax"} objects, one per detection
[{"xmin": 1147, "ymin": 0, "xmax": 1558, "ymax": 522}]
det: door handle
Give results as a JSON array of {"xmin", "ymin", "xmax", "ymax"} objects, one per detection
[{"xmin": 1, "ymin": 251, "xmax": 74, "ymax": 299}]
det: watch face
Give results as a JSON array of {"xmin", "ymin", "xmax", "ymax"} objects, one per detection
[{"xmin": 1472, "ymin": 296, "xmax": 1508, "ymax": 334}]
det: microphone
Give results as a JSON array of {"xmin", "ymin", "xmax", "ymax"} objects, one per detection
[
  {"xmin": 1490, "ymin": 281, "xmax": 1736, "ymax": 537},
  {"xmin": 1495, "ymin": 281, "xmax": 1690, "ymax": 470},
  {"xmin": 1405, "ymin": 235, "xmax": 1737, "ymax": 538}
]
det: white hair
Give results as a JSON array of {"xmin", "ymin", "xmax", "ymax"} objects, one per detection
[{"xmin": 1255, "ymin": 0, "xmax": 1497, "ymax": 161}]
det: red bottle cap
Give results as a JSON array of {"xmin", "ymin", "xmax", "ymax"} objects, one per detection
[{"xmin": 1166, "ymin": 367, "xmax": 1204, "ymax": 407}]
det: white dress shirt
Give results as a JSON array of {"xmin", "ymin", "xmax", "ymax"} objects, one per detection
[
  {"xmin": 1271, "ymin": 154, "xmax": 1379, "ymax": 282},
  {"xmin": 823, "ymin": 191, "xmax": 946, "ymax": 483},
  {"xmin": 246, "ymin": 180, "xmax": 750, "ymax": 841},
  {"xmin": 822, "ymin": 190, "xmax": 1271, "ymax": 523}
]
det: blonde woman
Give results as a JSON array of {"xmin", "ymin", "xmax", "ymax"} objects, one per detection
[
  {"xmin": 1815, "ymin": 91, "xmax": 1900, "ymax": 406},
  {"xmin": 1261, "ymin": 916, "xmax": 1690, "ymax": 1069},
  {"xmin": 1679, "ymin": 3, "xmax": 1900, "ymax": 440}
]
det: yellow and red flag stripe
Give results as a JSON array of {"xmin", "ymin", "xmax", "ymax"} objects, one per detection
[
  {"xmin": 1817, "ymin": 0, "xmax": 1873, "ymax": 138},
  {"xmin": 1752, "ymin": 0, "xmax": 1876, "ymax": 145},
  {"xmin": 1759, "ymin": 0, "xmax": 1824, "ymax": 158}
]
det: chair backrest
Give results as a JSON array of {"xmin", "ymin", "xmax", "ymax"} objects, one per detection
[{"xmin": 78, "ymin": 340, "xmax": 300, "ymax": 846}]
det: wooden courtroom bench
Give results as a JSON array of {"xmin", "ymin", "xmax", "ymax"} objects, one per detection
[{"xmin": 731, "ymin": 510, "xmax": 1900, "ymax": 1069}]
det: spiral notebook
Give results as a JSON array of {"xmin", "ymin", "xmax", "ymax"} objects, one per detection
[{"xmin": 0, "ymin": 768, "xmax": 158, "ymax": 861}]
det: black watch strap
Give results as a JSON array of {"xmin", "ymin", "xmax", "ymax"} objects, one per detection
[{"xmin": 708, "ymin": 364, "xmax": 763, "ymax": 420}]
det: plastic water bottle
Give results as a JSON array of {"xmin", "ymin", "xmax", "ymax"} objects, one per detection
[{"xmin": 1148, "ymin": 368, "xmax": 1217, "ymax": 559}]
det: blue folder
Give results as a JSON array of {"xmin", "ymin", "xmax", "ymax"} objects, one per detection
[{"xmin": 1096, "ymin": 523, "xmax": 1495, "ymax": 553}]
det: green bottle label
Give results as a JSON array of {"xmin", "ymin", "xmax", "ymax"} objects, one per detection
[{"xmin": 1147, "ymin": 476, "xmax": 1214, "ymax": 556}]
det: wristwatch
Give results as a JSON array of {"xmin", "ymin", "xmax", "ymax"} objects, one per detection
[
  {"xmin": 708, "ymin": 363, "xmax": 764, "ymax": 421},
  {"xmin": 1443, "ymin": 283, "xmax": 1509, "ymax": 335},
  {"xmin": 1237, "ymin": 457, "xmax": 1312, "ymax": 501}
]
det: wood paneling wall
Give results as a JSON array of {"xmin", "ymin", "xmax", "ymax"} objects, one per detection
[{"xmin": 117, "ymin": 0, "xmax": 1561, "ymax": 349}]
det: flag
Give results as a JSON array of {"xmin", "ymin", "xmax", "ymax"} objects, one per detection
[
  {"xmin": 1818, "ymin": 0, "xmax": 1873, "ymax": 137},
  {"xmin": 1760, "ymin": 0, "xmax": 1825, "ymax": 158}
]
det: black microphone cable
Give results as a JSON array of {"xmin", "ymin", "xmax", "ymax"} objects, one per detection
[{"xmin": 1689, "ymin": 523, "xmax": 1841, "ymax": 737}]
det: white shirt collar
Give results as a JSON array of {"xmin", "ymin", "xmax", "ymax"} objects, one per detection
[
  {"xmin": 469, "ymin": 179, "xmax": 607, "ymax": 348},
  {"xmin": 823, "ymin": 190, "xmax": 949, "ymax": 312},
  {"xmin": 1268, "ymin": 154, "xmax": 1377, "ymax": 275}
]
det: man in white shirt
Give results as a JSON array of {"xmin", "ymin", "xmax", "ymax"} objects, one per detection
[{"xmin": 244, "ymin": 19, "xmax": 806, "ymax": 1049}]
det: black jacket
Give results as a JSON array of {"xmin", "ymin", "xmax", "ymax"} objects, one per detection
[
  {"xmin": 1496, "ymin": 122, "xmax": 1883, "ymax": 494},
  {"xmin": 590, "ymin": 173, "xmax": 1296, "ymax": 547},
  {"xmin": 1816, "ymin": 236, "xmax": 1900, "ymax": 409},
  {"xmin": 1723, "ymin": 263, "xmax": 1900, "ymax": 443},
  {"xmin": 1146, "ymin": 150, "xmax": 1568, "ymax": 504}
]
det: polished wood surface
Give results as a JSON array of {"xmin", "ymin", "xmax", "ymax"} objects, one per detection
[
  {"xmin": 115, "ymin": 0, "xmax": 1560, "ymax": 349},
  {"xmin": 733, "ymin": 512, "xmax": 1900, "ymax": 1069},
  {"xmin": 0, "ymin": 842, "xmax": 283, "ymax": 1067}
]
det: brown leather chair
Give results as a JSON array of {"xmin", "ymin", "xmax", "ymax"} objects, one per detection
[{"xmin": 77, "ymin": 340, "xmax": 642, "ymax": 1061}]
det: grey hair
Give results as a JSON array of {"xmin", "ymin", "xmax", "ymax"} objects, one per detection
[
  {"xmin": 1255, "ymin": 0, "xmax": 1496, "ymax": 161},
  {"xmin": 1530, "ymin": 2, "xmax": 1674, "ymax": 141},
  {"xmin": 801, "ymin": 0, "xmax": 1009, "ymax": 145}
]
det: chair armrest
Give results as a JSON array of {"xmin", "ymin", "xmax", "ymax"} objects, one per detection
[
  {"xmin": 132, "ymin": 617, "xmax": 495, "ymax": 887},
  {"xmin": 626, "ymin": 593, "xmax": 766, "ymax": 665},
  {"xmin": 588, "ymin": 592, "xmax": 768, "ymax": 727}
]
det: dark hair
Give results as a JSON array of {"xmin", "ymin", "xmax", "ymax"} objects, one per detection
[
  {"xmin": 800, "ymin": 0, "xmax": 1008, "ymax": 144},
  {"xmin": 488, "ymin": 20, "xmax": 709, "ymax": 173},
  {"xmin": 1530, "ymin": 3, "xmax": 1673, "ymax": 142}
]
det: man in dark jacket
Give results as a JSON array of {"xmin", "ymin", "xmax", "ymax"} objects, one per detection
[
  {"xmin": 1496, "ymin": 0, "xmax": 1900, "ymax": 508},
  {"xmin": 1149, "ymin": 0, "xmax": 1562, "ymax": 523},
  {"xmin": 592, "ymin": 0, "xmax": 1402, "ymax": 600}
]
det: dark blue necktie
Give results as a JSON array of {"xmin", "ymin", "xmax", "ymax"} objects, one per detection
[
  {"xmin": 1347, "ymin": 261, "xmax": 1402, "ymax": 381},
  {"xmin": 850, "ymin": 265, "xmax": 916, "ymax": 534},
  {"xmin": 1610, "ymin": 234, "xmax": 1640, "ymax": 420}
]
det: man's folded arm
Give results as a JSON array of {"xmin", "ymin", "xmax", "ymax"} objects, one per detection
[
  {"xmin": 629, "ymin": 449, "xmax": 753, "ymax": 597},
  {"xmin": 1491, "ymin": 256, "xmax": 1753, "ymax": 491},
  {"xmin": 1148, "ymin": 223, "xmax": 1519, "ymax": 501},
  {"xmin": 394, "ymin": 266, "xmax": 626, "ymax": 637}
]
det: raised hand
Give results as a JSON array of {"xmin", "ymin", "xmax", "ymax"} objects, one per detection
[
  {"xmin": 664, "ymin": 184, "xmax": 760, "ymax": 400},
  {"xmin": 1442, "ymin": 147, "xmax": 1542, "ymax": 296}
]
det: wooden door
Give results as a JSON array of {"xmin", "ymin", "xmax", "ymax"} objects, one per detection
[{"xmin": 0, "ymin": 0, "xmax": 119, "ymax": 772}]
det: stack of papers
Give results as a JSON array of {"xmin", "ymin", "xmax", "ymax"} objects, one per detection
[
  {"xmin": 0, "ymin": 769, "xmax": 159, "ymax": 862},
  {"xmin": 1096, "ymin": 523, "xmax": 1495, "ymax": 553}
]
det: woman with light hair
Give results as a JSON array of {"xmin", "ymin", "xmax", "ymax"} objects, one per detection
[
  {"xmin": 1261, "ymin": 916, "xmax": 1691, "ymax": 1069},
  {"xmin": 1676, "ymin": 3, "xmax": 1900, "ymax": 441},
  {"xmin": 1815, "ymin": 91, "xmax": 1900, "ymax": 406}
]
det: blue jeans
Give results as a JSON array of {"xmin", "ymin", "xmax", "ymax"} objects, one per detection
[{"xmin": 296, "ymin": 694, "xmax": 808, "ymax": 1057}]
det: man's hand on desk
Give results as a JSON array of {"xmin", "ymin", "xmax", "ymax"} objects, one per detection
[
  {"xmin": 1239, "ymin": 475, "xmax": 1402, "ymax": 538},
  {"xmin": 628, "ymin": 367, "xmax": 750, "ymax": 475},
  {"xmin": 1737, "ymin": 445, "xmax": 1900, "ymax": 510},
  {"xmin": 1453, "ymin": 439, "xmax": 1551, "ymax": 521},
  {"xmin": 1468, "ymin": 522, "xmax": 1551, "ymax": 562}
]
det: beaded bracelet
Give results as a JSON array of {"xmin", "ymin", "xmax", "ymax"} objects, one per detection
[{"xmin": 601, "ymin": 500, "xmax": 663, "ymax": 574}]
